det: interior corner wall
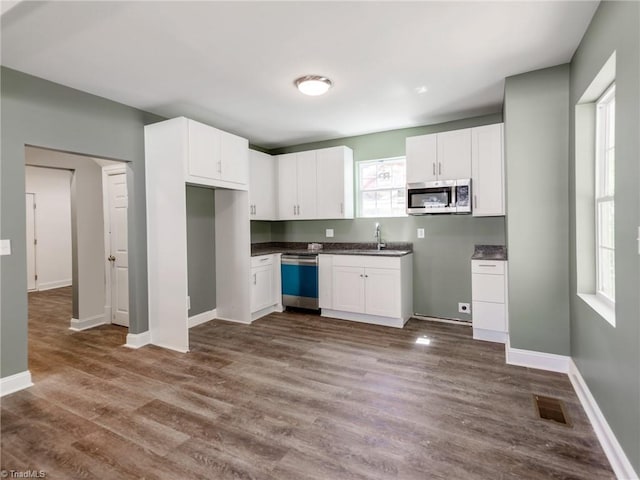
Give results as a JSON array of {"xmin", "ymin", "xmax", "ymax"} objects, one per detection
[
  {"xmin": 186, "ymin": 185, "xmax": 216, "ymax": 316},
  {"xmin": 24, "ymin": 166, "xmax": 73, "ymax": 290},
  {"xmin": 0, "ymin": 67, "xmax": 164, "ymax": 379},
  {"xmin": 503, "ymin": 64, "xmax": 571, "ymax": 356},
  {"xmin": 569, "ymin": 1, "xmax": 640, "ymax": 472}
]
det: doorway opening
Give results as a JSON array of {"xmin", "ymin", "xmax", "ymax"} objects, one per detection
[{"xmin": 24, "ymin": 146, "xmax": 131, "ymax": 366}]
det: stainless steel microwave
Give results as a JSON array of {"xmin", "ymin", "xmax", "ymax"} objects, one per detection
[{"xmin": 406, "ymin": 179, "xmax": 471, "ymax": 214}]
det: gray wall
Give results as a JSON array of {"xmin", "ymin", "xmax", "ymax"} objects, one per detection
[
  {"xmin": 503, "ymin": 65, "xmax": 571, "ymax": 356},
  {"xmin": 257, "ymin": 113, "xmax": 506, "ymax": 320},
  {"xmin": 0, "ymin": 67, "xmax": 163, "ymax": 378},
  {"xmin": 569, "ymin": 1, "xmax": 640, "ymax": 471},
  {"xmin": 186, "ymin": 186, "xmax": 216, "ymax": 316}
]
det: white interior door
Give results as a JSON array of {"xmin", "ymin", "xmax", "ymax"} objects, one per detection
[
  {"xmin": 107, "ymin": 173, "xmax": 129, "ymax": 327},
  {"xmin": 25, "ymin": 193, "xmax": 37, "ymax": 291}
]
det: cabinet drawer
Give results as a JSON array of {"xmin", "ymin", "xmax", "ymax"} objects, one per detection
[
  {"xmin": 332, "ymin": 255, "xmax": 400, "ymax": 270},
  {"xmin": 471, "ymin": 260, "xmax": 505, "ymax": 275},
  {"xmin": 472, "ymin": 273, "xmax": 505, "ymax": 303},
  {"xmin": 251, "ymin": 254, "xmax": 273, "ymax": 268}
]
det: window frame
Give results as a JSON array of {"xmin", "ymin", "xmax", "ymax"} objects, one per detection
[
  {"xmin": 356, "ymin": 156, "xmax": 407, "ymax": 218},
  {"xmin": 594, "ymin": 82, "xmax": 615, "ymax": 308}
]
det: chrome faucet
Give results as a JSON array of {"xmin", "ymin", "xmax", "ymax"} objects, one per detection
[{"xmin": 374, "ymin": 222, "xmax": 386, "ymax": 250}]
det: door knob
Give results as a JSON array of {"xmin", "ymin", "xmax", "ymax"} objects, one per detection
[{"xmin": 108, "ymin": 255, "xmax": 116, "ymax": 262}]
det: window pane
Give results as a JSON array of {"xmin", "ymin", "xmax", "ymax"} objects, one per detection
[
  {"xmin": 605, "ymin": 147, "xmax": 615, "ymax": 195},
  {"xmin": 357, "ymin": 157, "xmax": 406, "ymax": 217},
  {"xmin": 597, "ymin": 201, "xmax": 614, "ymax": 249},
  {"xmin": 607, "ymin": 98, "xmax": 615, "ymax": 147}
]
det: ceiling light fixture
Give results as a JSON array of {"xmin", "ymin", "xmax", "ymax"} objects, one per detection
[{"xmin": 295, "ymin": 75, "xmax": 333, "ymax": 96}]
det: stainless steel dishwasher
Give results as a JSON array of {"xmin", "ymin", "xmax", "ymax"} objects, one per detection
[{"xmin": 280, "ymin": 254, "xmax": 319, "ymax": 310}]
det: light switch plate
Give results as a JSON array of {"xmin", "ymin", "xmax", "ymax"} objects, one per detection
[
  {"xmin": 417, "ymin": 228, "xmax": 425, "ymax": 239},
  {"xmin": 326, "ymin": 229, "xmax": 334, "ymax": 238},
  {"xmin": 0, "ymin": 239, "xmax": 11, "ymax": 256}
]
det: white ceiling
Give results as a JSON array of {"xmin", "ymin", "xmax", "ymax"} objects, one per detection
[{"xmin": 1, "ymin": 1, "xmax": 598, "ymax": 149}]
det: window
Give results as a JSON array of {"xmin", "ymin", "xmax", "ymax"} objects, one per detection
[
  {"xmin": 595, "ymin": 83, "xmax": 615, "ymax": 306},
  {"xmin": 357, "ymin": 157, "xmax": 406, "ymax": 217}
]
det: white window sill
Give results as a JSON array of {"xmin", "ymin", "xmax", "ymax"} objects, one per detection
[{"xmin": 577, "ymin": 293, "xmax": 616, "ymax": 327}]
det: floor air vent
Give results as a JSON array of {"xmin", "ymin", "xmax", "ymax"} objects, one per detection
[{"xmin": 533, "ymin": 394, "xmax": 571, "ymax": 426}]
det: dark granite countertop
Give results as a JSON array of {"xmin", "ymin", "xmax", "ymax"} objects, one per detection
[
  {"xmin": 471, "ymin": 244, "xmax": 507, "ymax": 261},
  {"xmin": 251, "ymin": 242, "xmax": 413, "ymax": 258}
]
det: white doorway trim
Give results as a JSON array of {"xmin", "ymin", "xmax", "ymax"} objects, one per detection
[
  {"xmin": 101, "ymin": 164, "xmax": 129, "ymax": 327},
  {"xmin": 25, "ymin": 192, "xmax": 38, "ymax": 291}
]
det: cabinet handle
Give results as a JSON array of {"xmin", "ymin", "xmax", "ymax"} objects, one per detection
[
  {"xmin": 479, "ymin": 264, "xmax": 497, "ymax": 267},
  {"xmin": 365, "ymin": 274, "xmax": 369, "ymax": 278},
  {"xmin": 438, "ymin": 162, "xmax": 442, "ymax": 175},
  {"xmin": 297, "ymin": 205, "xmax": 300, "ymax": 215},
  {"xmin": 359, "ymin": 274, "xmax": 363, "ymax": 278},
  {"xmin": 253, "ymin": 273, "xmax": 257, "ymax": 284},
  {"xmin": 218, "ymin": 161, "xmax": 222, "ymax": 174},
  {"xmin": 259, "ymin": 257, "xmax": 269, "ymax": 262},
  {"xmin": 293, "ymin": 205, "xmax": 296, "ymax": 215},
  {"xmin": 474, "ymin": 195, "xmax": 477, "ymax": 209},
  {"xmin": 254, "ymin": 205, "xmax": 257, "ymax": 215},
  {"xmin": 432, "ymin": 163, "xmax": 436, "ymax": 176}
]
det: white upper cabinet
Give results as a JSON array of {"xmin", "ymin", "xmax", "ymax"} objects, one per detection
[
  {"xmin": 315, "ymin": 146, "xmax": 354, "ymax": 219},
  {"xmin": 296, "ymin": 150, "xmax": 318, "ymax": 219},
  {"xmin": 437, "ymin": 129, "xmax": 472, "ymax": 180},
  {"xmin": 471, "ymin": 123, "xmax": 505, "ymax": 217},
  {"xmin": 185, "ymin": 118, "xmax": 248, "ymax": 189},
  {"xmin": 406, "ymin": 134, "xmax": 437, "ymax": 183},
  {"xmin": 276, "ymin": 145, "xmax": 353, "ymax": 221},
  {"xmin": 249, "ymin": 150, "xmax": 277, "ymax": 220},
  {"xmin": 277, "ymin": 152, "xmax": 317, "ymax": 220},
  {"xmin": 406, "ymin": 129, "xmax": 471, "ymax": 182}
]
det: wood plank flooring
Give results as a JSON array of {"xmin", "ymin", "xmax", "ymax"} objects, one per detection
[{"xmin": 1, "ymin": 287, "xmax": 613, "ymax": 479}]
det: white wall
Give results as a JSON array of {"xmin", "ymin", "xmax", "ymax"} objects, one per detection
[{"xmin": 25, "ymin": 166, "xmax": 72, "ymax": 291}]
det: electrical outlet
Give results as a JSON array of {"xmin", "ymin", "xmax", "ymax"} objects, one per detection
[
  {"xmin": 417, "ymin": 228, "xmax": 425, "ymax": 239},
  {"xmin": 326, "ymin": 229, "xmax": 334, "ymax": 238},
  {"xmin": 458, "ymin": 302, "xmax": 470, "ymax": 314}
]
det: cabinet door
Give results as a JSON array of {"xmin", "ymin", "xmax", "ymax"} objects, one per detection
[
  {"xmin": 406, "ymin": 134, "xmax": 437, "ymax": 183},
  {"xmin": 188, "ymin": 120, "xmax": 220, "ymax": 180},
  {"xmin": 296, "ymin": 151, "xmax": 317, "ymax": 219},
  {"xmin": 471, "ymin": 273, "xmax": 505, "ymax": 303},
  {"xmin": 249, "ymin": 150, "xmax": 276, "ymax": 220},
  {"xmin": 472, "ymin": 301, "xmax": 506, "ymax": 331},
  {"xmin": 277, "ymin": 153, "xmax": 298, "ymax": 219},
  {"xmin": 332, "ymin": 266, "xmax": 365, "ymax": 313},
  {"xmin": 251, "ymin": 264, "xmax": 273, "ymax": 313},
  {"xmin": 437, "ymin": 129, "xmax": 471, "ymax": 180},
  {"xmin": 316, "ymin": 147, "xmax": 346, "ymax": 219},
  {"xmin": 472, "ymin": 124, "xmax": 504, "ymax": 216},
  {"xmin": 364, "ymin": 268, "xmax": 400, "ymax": 317},
  {"xmin": 220, "ymin": 131, "xmax": 249, "ymax": 185}
]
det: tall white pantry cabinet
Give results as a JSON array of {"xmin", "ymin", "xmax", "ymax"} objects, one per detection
[{"xmin": 145, "ymin": 117, "xmax": 251, "ymax": 352}]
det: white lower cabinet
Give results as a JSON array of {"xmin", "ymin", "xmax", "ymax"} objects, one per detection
[
  {"xmin": 471, "ymin": 259, "xmax": 508, "ymax": 343},
  {"xmin": 250, "ymin": 254, "xmax": 283, "ymax": 320},
  {"xmin": 320, "ymin": 254, "xmax": 412, "ymax": 328}
]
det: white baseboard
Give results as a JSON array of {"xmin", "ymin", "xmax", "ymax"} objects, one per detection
[
  {"xmin": 413, "ymin": 314, "xmax": 472, "ymax": 327},
  {"xmin": 251, "ymin": 304, "xmax": 282, "ymax": 321},
  {"xmin": 37, "ymin": 279, "xmax": 72, "ymax": 291},
  {"xmin": 569, "ymin": 360, "xmax": 638, "ymax": 480},
  {"xmin": 124, "ymin": 330, "xmax": 151, "ymax": 349},
  {"xmin": 1, "ymin": 370, "xmax": 33, "ymax": 397},
  {"xmin": 505, "ymin": 336, "xmax": 570, "ymax": 373},
  {"xmin": 188, "ymin": 308, "xmax": 217, "ymax": 328},
  {"xmin": 473, "ymin": 328, "xmax": 507, "ymax": 344},
  {"xmin": 321, "ymin": 309, "xmax": 407, "ymax": 328},
  {"xmin": 69, "ymin": 314, "xmax": 107, "ymax": 331}
]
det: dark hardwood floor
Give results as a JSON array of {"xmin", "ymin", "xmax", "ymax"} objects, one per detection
[{"xmin": 1, "ymin": 287, "xmax": 613, "ymax": 479}]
